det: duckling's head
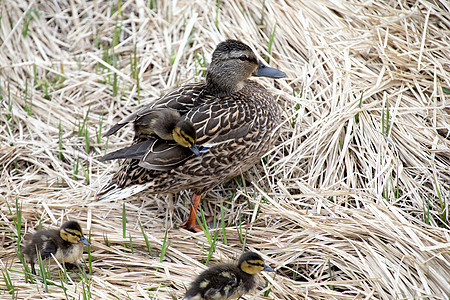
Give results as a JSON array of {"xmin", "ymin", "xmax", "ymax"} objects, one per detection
[
  {"xmin": 135, "ymin": 110, "xmax": 200, "ymax": 155},
  {"xmin": 59, "ymin": 221, "xmax": 90, "ymax": 246},
  {"xmin": 238, "ymin": 252, "xmax": 274, "ymax": 275},
  {"xmin": 206, "ymin": 39, "xmax": 285, "ymax": 97},
  {"xmin": 172, "ymin": 120, "xmax": 200, "ymax": 155}
]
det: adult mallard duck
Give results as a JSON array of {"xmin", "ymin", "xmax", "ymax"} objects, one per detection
[
  {"xmin": 97, "ymin": 39, "xmax": 285, "ymax": 231},
  {"xmin": 183, "ymin": 252, "xmax": 274, "ymax": 300},
  {"xmin": 22, "ymin": 221, "xmax": 90, "ymax": 275}
]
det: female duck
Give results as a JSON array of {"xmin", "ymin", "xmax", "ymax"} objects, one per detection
[
  {"xmin": 97, "ymin": 39, "xmax": 285, "ymax": 231},
  {"xmin": 184, "ymin": 252, "xmax": 274, "ymax": 300},
  {"xmin": 22, "ymin": 220, "xmax": 90, "ymax": 274}
]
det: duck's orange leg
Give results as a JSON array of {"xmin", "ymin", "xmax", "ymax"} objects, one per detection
[{"xmin": 181, "ymin": 193, "xmax": 203, "ymax": 232}]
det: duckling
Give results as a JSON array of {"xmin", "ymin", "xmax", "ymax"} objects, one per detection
[
  {"xmin": 97, "ymin": 39, "xmax": 285, "ymax": 231},
  {"xmin": 22, "ymin": 220, "xmax": 90, "ymax": 275},
  {"xmin": 101, "ymin": 109, "xmax": 200, "ymax": 163},
  {"xmin": 184, "ymin": 252, "xmax": 274, "ymax": 300}
]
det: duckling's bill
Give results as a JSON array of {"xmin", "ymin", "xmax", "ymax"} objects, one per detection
[
  {"xmin": 263, "ymin": 264, "xmax": 274, "ymax": 272},
  {"xmin": 80, "ymin": 236, "xmax": 91, "ymax": 246},
  {"xmin": 190, "ymin": 144, "xmax": 200, "ymax": 155},
  {"xmin": 253, "ymin": 62, "xmax": 286, "ymax": 78}
]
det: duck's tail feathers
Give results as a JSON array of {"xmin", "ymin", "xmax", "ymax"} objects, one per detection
[
  {"xmin": 95, "ymin": 179, "xmax": 155, "ymax": 200},
  {"xmin": 103, "ymin": 123, "xmax": 124, "ymax": 137},
  {"xmin": 99, "ymin": 140, "xmax": 152, "ymax": 162}
]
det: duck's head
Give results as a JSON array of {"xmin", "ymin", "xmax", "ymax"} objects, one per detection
[
  {"xmin": 238, "ymin": 252, "xmax": 274, "ymax": 275},
  {"xmin": 206, "ymin": 39, "xmax": 286, "ymax": 97},
  {"xmin": 172, "ymin": 120, "xmax": 200, "ymax": 155},
  {"xmin": 59, "ymin": 221, "xmax": 90, "ymax": 246}
]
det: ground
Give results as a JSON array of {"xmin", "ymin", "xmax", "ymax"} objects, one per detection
[{"xmin": 0, "ymin": 0, "xmax": 449, "ymax": 299}]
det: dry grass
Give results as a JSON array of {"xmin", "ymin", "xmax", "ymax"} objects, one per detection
[{"xmin": 1, "ymin": 0, "xmax": 449, "ymax": 299}]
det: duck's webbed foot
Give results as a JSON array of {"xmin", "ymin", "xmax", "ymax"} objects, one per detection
[{"xmin": 181, "ymin": 193, "xmax": 204, "ymax": 232}]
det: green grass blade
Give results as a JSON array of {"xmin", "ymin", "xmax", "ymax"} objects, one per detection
[
  {"xmin": 139, "ymin": 221, "xmax": 153, "ymax": 256},
  {"xmin": 265, "ymin": 24, "xmax": 276, "ymax": 63}
]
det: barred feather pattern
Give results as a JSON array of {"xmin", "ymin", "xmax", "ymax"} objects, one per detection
[{"xmin": 97, "ymin": 80, "xmax": 280, "ymax": 199}]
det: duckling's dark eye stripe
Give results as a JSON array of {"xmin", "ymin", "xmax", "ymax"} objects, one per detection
[
  {"xmin": 182, "ymin": 135, "xmax": 195, "ymax": 145},
  {"xmin": 247, "ymin": 260, "xmax": 264, "ymax": 267},
  {"xmin": 66, "ymin": 231, "xmax": 81, "ymax": 237}
]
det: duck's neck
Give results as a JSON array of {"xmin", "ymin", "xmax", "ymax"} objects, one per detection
[{"xmin": 205, "ymin": 67, "xmax": 245, "ymax": 97}]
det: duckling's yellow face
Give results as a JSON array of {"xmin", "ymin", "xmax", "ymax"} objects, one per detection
[
  {"xmin": 173, "ymin": 121, "xmax": 197, "ymax": 148},
  {"xmin": 238, "ymin": 252, "xmax": 274, "ymax": 275},
  {"xmin": 240, "ymin": 258, "xmax": 267, "ymax": 275},
  {"xmin": 59, "ymin": 221, "xmax": 91, "ymax": 245},
  {"xmin": 60, "ymin": 228, "xmax": 84, "ymax": 244}
]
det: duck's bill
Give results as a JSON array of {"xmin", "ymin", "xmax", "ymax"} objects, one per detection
[
  {"xmin": 253, "ymin": 62, "xmax": 286, "ymax": 78},
  {"xmin": 263, "ymin": 264, "xmax": 274, "ymax": 272},
  {"xmin": 80, "ymin": 236, "xmax": 91, "ymax": 246},
  {"xmin": 190, "ymin": 144, "xmax": 200, "ymax": 155}
]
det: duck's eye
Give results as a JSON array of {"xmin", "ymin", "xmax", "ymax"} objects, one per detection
[{"xmin": 239, "ymin": 54, "xmax": 248, "ymax": 61}]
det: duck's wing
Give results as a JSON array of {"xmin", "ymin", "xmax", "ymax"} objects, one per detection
[
  {"xmin": 138, "ymin": 139, "xmax": 194, "ymax": 171},
  {"xmin": 32, "ymin": 233, "xmax": 58, "ymax": 261},
  {"xmin": 41, "ymin": 240, "xmax": 58, "ymax": 260},
  {"xmin": 103, "ymin": 83, "xmax": 205, "ymax": 137},
  {"xmin": 186, "ymin": 98, "xmax": 254, "ymax": 146},
  {"xmin": 203, "ymin": 273, "xmax": 239, "ymax": 299},
  {"xmin": 102, "ymin": 86, "xmax": 256, "ymax": 172},
  {"xmin": 184, "ymin": 265, "xmax": 239, "ymax": 300},
  {"xmin": 135, "ymin": 99, "xmax": 253, "ymax": 170}
]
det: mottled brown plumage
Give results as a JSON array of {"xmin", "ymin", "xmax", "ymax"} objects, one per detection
[
  {"xmin": 22, "ymin": 221, "xmax": 90, "ymax": 275},
  {"xmin": 97, "ymin": 39, "xmax": 285, "ymax": 231}
]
